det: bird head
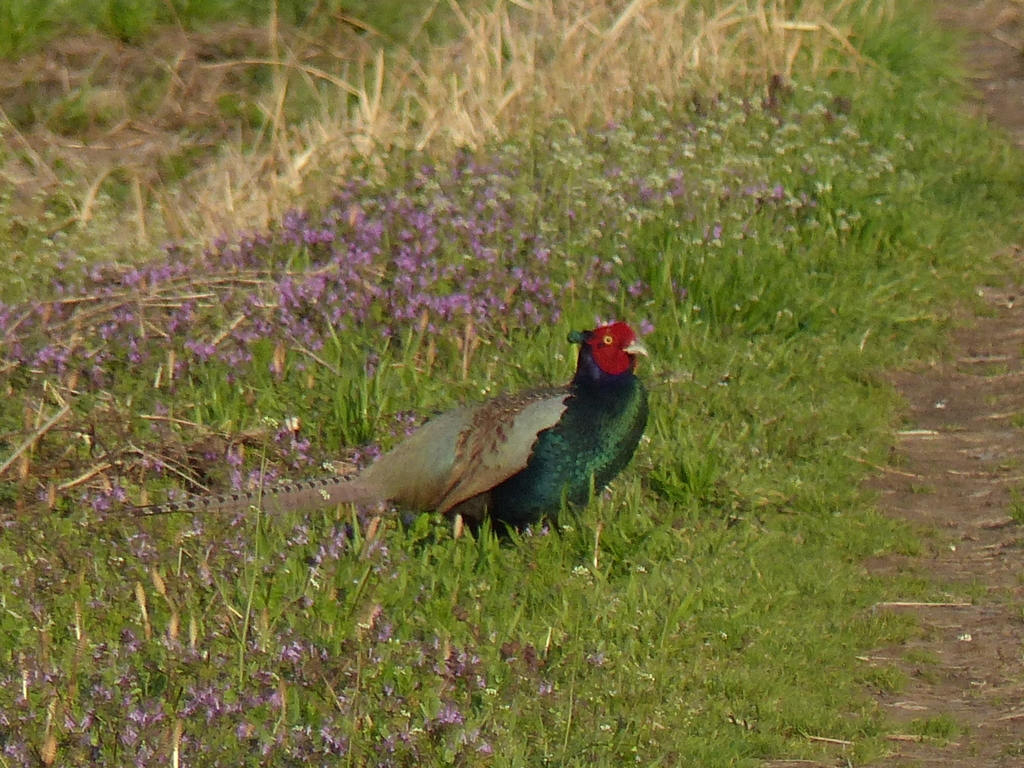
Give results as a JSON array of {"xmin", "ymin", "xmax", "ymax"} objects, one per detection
[{"xmin": 569, "ymin": 322, "xmax": 648, "ymax": 384}]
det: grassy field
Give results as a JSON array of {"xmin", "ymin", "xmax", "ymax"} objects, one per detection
[
  {"xmin": 0, "ymin": 0, "xmax": 472, "ymax": 55},
  {"xmin": 2, "ymin": 0, "xmax": 1023, "ymax": 765}
]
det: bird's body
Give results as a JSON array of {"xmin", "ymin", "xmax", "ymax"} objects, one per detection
[{"xmin": 132, "ymin": 322, "xmax": 648, "ymax": 530}]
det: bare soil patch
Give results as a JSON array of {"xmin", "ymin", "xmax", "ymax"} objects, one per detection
[
  {"xmin": 858, "ymin": 3, "xmax": 1024, "ymax": 764},
  {"xmin": 863, "ymin": 282, "xmax": 1024, "ymax": 766}
]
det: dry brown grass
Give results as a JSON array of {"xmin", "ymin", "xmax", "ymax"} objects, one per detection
[{"xmin": 1, "ymin": 0, "xmax": 895, "ymax": 254}]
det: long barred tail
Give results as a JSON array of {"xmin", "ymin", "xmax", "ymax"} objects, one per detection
[{"xmin": 129, "ymin": 476, "xmax": 381, "ymax": 517}]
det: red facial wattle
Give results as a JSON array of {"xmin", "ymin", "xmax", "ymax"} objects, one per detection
[{"xmin": 587, "ymin": 322, "xmax": 646, "ymax": 376}]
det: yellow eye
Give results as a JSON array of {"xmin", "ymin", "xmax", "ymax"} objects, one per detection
[{"xmin": 602, "ymin": 334, "xmax": 614, "ymax": 345}]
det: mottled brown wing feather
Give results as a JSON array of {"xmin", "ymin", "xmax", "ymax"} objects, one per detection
[
  {"xmin": 355, "ymin": 406, "xmax": 476, "ymax": 510},
  {"xmin": 434, "ymin": 387, "xmax": 569, "ymax": 514}
]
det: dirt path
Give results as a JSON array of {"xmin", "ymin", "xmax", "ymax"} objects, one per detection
[
  {"xmin": 859, "ymin": 3, "xmax": 1024, "ymax": 765},
  {"xmin": 864, "ymin": 287, "xmax": 1024, "ymax": 766}
]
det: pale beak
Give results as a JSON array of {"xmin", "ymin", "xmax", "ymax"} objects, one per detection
[{"xmin": 624, "ymin": 341, "xmax": 649, "ymax": 358}]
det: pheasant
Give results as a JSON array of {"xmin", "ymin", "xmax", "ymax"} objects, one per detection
[{"xmin": 132, "ymin": 322, "xmax": 649, "ymax": 530}]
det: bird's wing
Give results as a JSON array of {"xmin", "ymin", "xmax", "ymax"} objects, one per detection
[
  {"xmin": 358, "ymin": 387, "xmax": 569, "ymax": 515},
  {"xmin": 356, "ymin": 405, "xmax": 477, "ymax": 511},
  {"xmin": 433, "ymin": 387, "xmax": 570, "ymax": 515}
]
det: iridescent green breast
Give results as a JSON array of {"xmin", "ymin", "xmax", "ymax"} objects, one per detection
[{"xmin": 486, "ymin": 377, "xmax": 648, "ymax": 529}]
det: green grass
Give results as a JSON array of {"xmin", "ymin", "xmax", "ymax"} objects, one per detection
[
  {"xmin": 0, "ymin": 1, "xmax": 496, "ymax": 302},
  {"xmin": 0, "ymin": 0, "xmax": 472, "ymax": 55},
  {"xmin": 2, "ymin": 0, "xmax": 1023, "ymax": 765},
  {"xmin": 1010, "ymin": 487, "xmax": 1024, "ymax": 525}
]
